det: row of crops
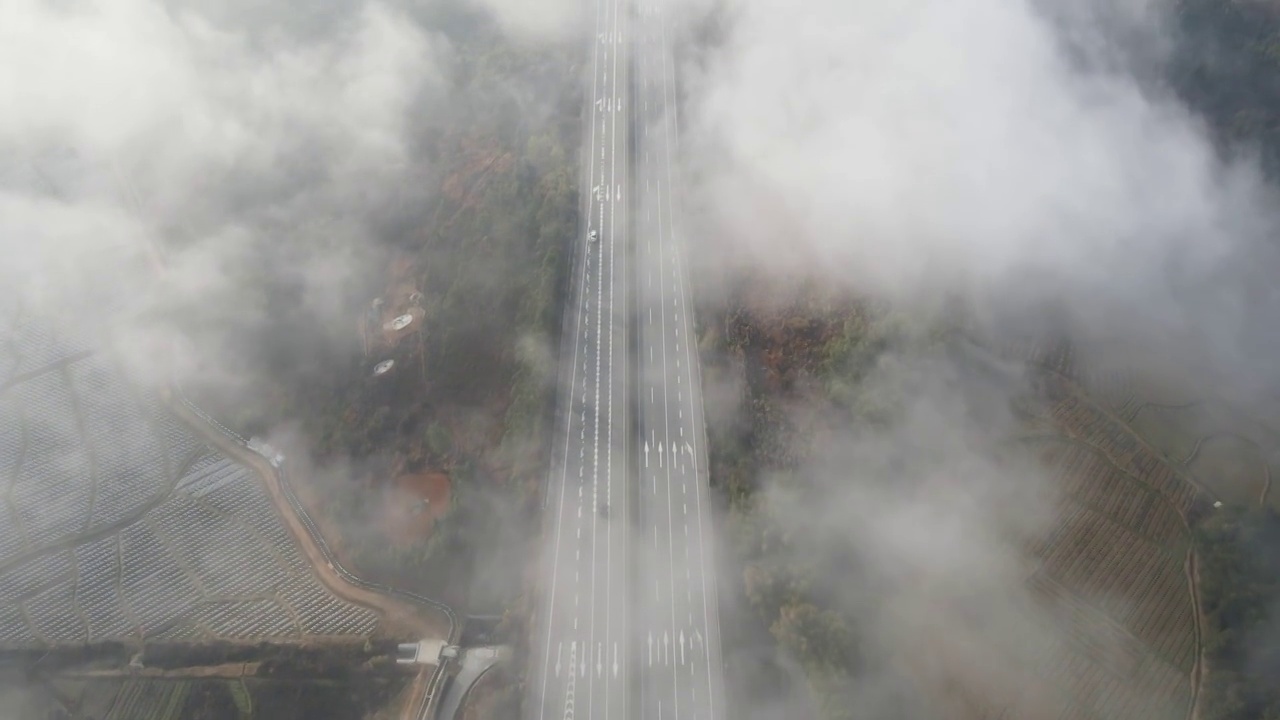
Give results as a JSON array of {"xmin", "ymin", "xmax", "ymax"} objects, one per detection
[
  {"xmin": 0, "ymin": 346, "xmax": 381, "ymax": 647},
  {"xmin": 1050, "ymin": 395, "xmax": 1202, "ymax": 516},
  {"xmin": 0, "ymin": 453, "xmax": 382, "ymax": 646},
  {"xmin": 1009, "ymin": 379, "xmax": 1204, "ymax": 720},
  {"xmin": 1039, "ymin": 442, "xmax": 1186, "ymax": 550}
]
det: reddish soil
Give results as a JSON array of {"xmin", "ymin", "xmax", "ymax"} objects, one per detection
[{"xmin": 381, "ymin": 472, "xmax": 452, "ymax": 546}]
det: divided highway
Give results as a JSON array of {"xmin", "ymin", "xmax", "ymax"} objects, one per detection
[
  {"xmin": 528, "ymin": 0, "xmax": 724, "ymax": 718},
  {"xmin": 528, "ymin": 0, "xmax": 630, "ymax": 716},
  {"xmin": 631, "ymin": 3, "xmax": 725, "ymax": 720}
]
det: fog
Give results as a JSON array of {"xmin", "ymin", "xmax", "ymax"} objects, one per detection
[
  {"xmin": 3, "ymin": 0, "xmax": 1277, "ymax": 716},
  {"xmin": 1, "ymin": 0, "xmax": 448, "ymax": 398},
  {"xmin": 681, "ymin": 0, "xmax": 1280, "ymax": 393},
  {"xmin": 667, "ymin": 0, "xmax": 1280, "ymax": 716}
]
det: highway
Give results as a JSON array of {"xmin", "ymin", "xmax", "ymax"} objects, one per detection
[
  {"xmin": 528, "ymin": 0, "xmax": 725, "ymax": 717},
  {"xmin": 527, "ymin": 0, "xmax": 631, "ymax": 715},
  {"xmin": 630, "ymin": 2, "xmax": 725, "ymax": 720}
]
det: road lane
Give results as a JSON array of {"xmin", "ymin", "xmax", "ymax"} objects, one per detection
[
  {"xmin": 528, "ymin": 0, "xmax": 630, "ymax": 715},
  {"xmin": 633, "ymin": 2, "xmax": 725, "ymax": 718},
  {"xmin": 530, "ymin": 1, "xmax": 724, "ymax": 718}
]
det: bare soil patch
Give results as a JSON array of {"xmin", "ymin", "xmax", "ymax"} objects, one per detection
[{"xmin": 381, "ymin": 472, "xmax": 452, "ymax": 546}]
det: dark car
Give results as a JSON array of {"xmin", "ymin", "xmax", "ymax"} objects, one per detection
[{"xmin": 598, "ymin": 502, "xmax": 609, "ymax": 518}]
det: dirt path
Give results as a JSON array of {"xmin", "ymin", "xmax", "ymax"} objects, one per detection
[
  {"xmin": 1186, "ymin": 549, "xmax": 1206, "ymax": 720},
  {"xmin": 62, "ymin": 662, "xmax": 262, "ymax": 679},
  {"xmin": 166, "ymin": 396, "xmax": 449, "ymax": 640}
]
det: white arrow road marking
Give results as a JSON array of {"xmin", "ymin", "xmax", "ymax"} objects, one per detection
[
  {"xmin": 664, "ymin": 631, "xmax": 670, "ymax": 665},
  {"xmin": 680, "ymin": 630, "xmax": 687, "ymax": 665},
  {"xmin": 658, "ymin": 442, "xmax": 664, "ymax": 467},
  {"xmin": 597, "ymin": 642, "xmax": 603, "ymax": 678},
  {"xmin": 648, "ymin": 633, "xmax": 653, "ymax": 667},
  {"xmin": 644, "ymin": 440, "xmax": 650, "ymax": 468},
  {"xmin": 613, "ymin": 643, "xmax": 619, "ymax": 678},
  {"xmin": 556, "ymin": 642, "xmax": 563, "ymax": 677}
]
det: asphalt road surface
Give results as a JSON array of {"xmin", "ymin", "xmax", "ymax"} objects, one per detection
[
  {"xmin": 631, "ymin": 3, "xmax": 725, "ymax": 720},
  {"xmin": 527, "ymin": 0, "xmax": 631, "ymax": 716},
  {"xmin": 528, "ymin": 0, "xmax": 724, "ymax": 718}
]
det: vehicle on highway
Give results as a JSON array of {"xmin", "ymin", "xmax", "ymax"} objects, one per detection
[
  {"xmin": 588, "ymin": 229, "xmax": 599, "ymax": 242},
  {"xmin": 598, "ymin": 502, "xmax": 609, "ymax": 518}
]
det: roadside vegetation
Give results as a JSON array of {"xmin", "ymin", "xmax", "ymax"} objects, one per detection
[
  {"xmin": 287, "ymin": 16, "xmax": 578, "ymax": 619},
  {"xmin": 694, "ymin": 4, "xmax": 1280, "ymax": 718},
  {"xmin": 185, "ymin": 4, "xmax": 579, "ymax": 624},
  {"xmin": 701, "ymin": 279, "xmax": 924, "ymax": 719}
]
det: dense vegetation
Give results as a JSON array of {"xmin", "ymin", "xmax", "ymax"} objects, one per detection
[
  {"xmin": 699, "ymin": 4, "xmax": 1280, "ymax": 718},
  {"xmin": 1171, "ymin": 0, "xmax": 1280, "ymax": 179},
  {"xmin": 1195, "ymin": 506, "xmax": 1280, "ymax": 720},
  {"xmin": 703, "ymin": 282, "xmax": 929, "ymax": 719},
  {"xmin": 1170, "ymin": 3, "xmax": 1280, "ymax": 718},
  {"xmin": 296, "ymin": 14, "xmax": 579, "ymax": 615},
  {"xmin": 183, "ymin": 3, "xmax": 579, "ymax": 618}
]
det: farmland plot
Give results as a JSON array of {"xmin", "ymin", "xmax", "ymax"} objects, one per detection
[
  {"xmin": 0, "ymin": 315, "xmax": 383, "ymax": 647},
  {"xmin": 974, "ymin": 426, "xmax": 1200, "ymax": 719},
  {"xmin": 957, "ymin": 330, "xmax": 1280, "ymax": 720}
]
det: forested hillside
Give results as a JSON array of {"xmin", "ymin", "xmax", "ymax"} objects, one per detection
[
  {"xmin": 699, "ymin": 3, "xmax": 1280, "ymax": 717},
  {"xmin": 184, "ymin": 2, "xmax": 580, "ymax": 621}
]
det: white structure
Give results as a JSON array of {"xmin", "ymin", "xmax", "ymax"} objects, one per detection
[
  {"xmin": 247, "ymin": 437, "xmax": 285, "ymax": 468},
  {"xmin": 373, "ymin": 359, "xmax": 395, "ymax": 376},
  {"xmin": 395, "ymin": 639, "xmax": 447, "ymax": 665},
  {"xmin": 384, "ymin": 314, "xmax": 414, "ymax": 332}
]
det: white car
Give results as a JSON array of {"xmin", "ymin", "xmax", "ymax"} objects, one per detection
[{"xmin": 588, "ymin": 230, "xmax": 599, "ymax": 242}]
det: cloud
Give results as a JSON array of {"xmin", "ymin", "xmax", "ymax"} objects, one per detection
[
  {"xmin": 680, "ymin": 0, "xmax": 1280, "ymax": 392},
  {"xmin": 0, "ymin": 0, "xmax": 448, "ymax": 395},
  {"xmin": 669, "ymin": 0, "xmax": 1280, "ymax": 714},
  {"xmin": 469, "ymin": 0, "xmax": 584, "ymax": 42}
]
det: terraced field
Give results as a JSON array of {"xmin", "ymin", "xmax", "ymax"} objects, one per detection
[
  {"xmin": 987, "ymin": 329, "xmax": 1280, "ymax": 511},
  {"xmin": 0, "ymin": 298, "xmax": 384, "ymax": 647},
  {"xmin": 948, "ymin": 333, "xmax": 1212, "ymax": 720}
]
